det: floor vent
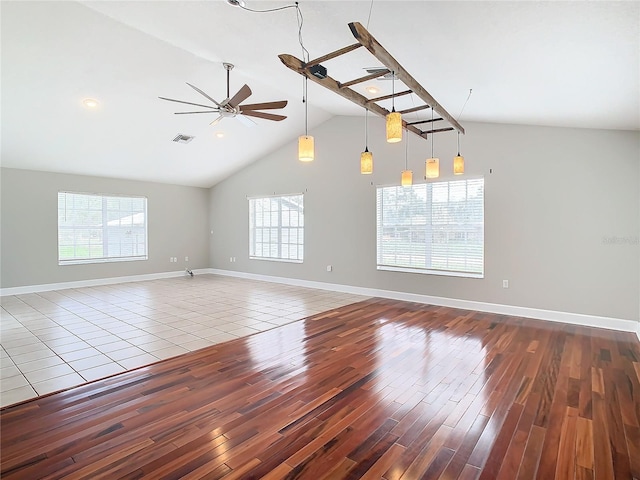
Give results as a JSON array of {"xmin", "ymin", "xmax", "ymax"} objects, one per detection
[{"xmin": 173, "ymin": 134, "xmax": 194, "ymax": 144}]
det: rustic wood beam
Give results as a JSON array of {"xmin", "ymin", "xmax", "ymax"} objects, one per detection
[
  {"xmin": 406, "ymin": 117, "xmax": 443, "ymax": 126},
  {"xmin": 399, "ymin": 105, "xmax": 430, "ymax": 115},
  {"xmin": 423, "ymin": 127, "xmax": 455, "ymax": 134},
  {"xmin": 365, "ymin": 89, "xmax": 412, "ymax": 104},
  {"xmin": 340, "ymin": 69, "xmax": 390, "ymax": 89},
  {"xmin": 305, "ymin": 43, "xmax": 362, "ymax": 68},
  {"xmin": 349, "ymin": 22, "xmax": 464, "ymax": 134},
  {"xmin": 279, "ymin": 53, "xmax": 428, "ymax": 140}
]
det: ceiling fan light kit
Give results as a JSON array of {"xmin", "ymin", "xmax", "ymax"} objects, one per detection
[
  {"xmin": 280, "ymin": 21, "xmax": 467, "ymax": 178},
  {"xmin": 159, "ymin": 63, "xmax": 288, "ymax": 128}
]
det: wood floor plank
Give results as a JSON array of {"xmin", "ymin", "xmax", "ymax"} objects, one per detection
[
  {"xmin": 1, "ymin": 298, "xmax": 639, "ymax": 479},
  {"xmin": 575, "ymin": 416, "xmax": 594, "ymax": 470}
]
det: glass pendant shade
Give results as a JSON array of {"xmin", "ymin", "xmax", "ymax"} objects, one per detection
[
  {"xmin": 426, "ymin": 157, "xmax": 440, "ymax": 179},
  {"xmin": 360, "ymin": 149, "xmax": 373, "ymax": 174},
  {"xmin": 401, "ymin": 170, "xmax": 413, "ymax": 186},
  {"xmin": 453, "ymin": 155, "xmax": 464, "ymax": 175},
  {"xmin": 386, "ymin": 111, "xmax": 402, "ymax": 143},
  {"xmin": 298, "ymin": 135, "xmax": 314, "ymax": 162}
]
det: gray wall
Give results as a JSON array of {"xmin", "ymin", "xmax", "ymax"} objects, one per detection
[
  {"xmin": 209, "ymin": 116, "xmax": 640, "ymax": 322},
  {"xmin": 1, "ymin": 168, "xmax": 210, "ymax": 288}
]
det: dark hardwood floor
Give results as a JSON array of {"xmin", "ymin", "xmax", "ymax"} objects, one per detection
[{"xmin": 1, "ymin": 298, "xmax": 639, "ymax": 479}]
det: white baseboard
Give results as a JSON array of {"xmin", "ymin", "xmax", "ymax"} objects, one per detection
[
  {"xmin": 3, "ymin": 268, "xmax": 639, "ymax": 340},
  {"xmin": 210, "ymin": 268, "xmax": 640, "ymax": 337},
  {"xmin": 0, "ymin": 269, "xmax": 209, "ymax": 297}
]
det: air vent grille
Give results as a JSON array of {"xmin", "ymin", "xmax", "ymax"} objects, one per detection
[{"xmin": 172, "ymin": 134, "xmax": 194, "ymax": 144}]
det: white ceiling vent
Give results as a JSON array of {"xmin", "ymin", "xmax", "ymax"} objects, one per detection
[{"xmin": 172, "ymin": 134, "xmax": 194, "ymax": 144}]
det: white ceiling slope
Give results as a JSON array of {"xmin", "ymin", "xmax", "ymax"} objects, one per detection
[{"xmin": 1, "ymin": 1, "xmax": 638, "ymax": 188}]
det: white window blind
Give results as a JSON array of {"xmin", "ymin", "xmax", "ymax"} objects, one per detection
[
  {"xmin": 376, "ymin": 178, "xmax": 484, "ymax": 277},
  {"xmin": 58, "ymin": 192, "xmax": 148, "ymax": 265},
  {"xmin": 249, "ymin": 194, "xmax": 304, "ymax": 262}
]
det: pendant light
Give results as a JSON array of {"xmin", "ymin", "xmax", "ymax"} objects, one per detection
[
  {"xmin": 386, "ymin": 71, "xmax": 402, "ymax": 143},
  {"xmin": 453, "ymin": 131, "xmax": 464, "ymax": 175},
  {"xmin": 298, "ymin": 76, "xmax": 314, "ymax": 162},
  {"xmin": 401, "ymin": 130, "xmax": 412, "ymax": 186},
  {"xmin": 425, "ymin": 108, "xmax": 439, "ymax": 179},
  {"xmin": 360, "ymin": 109, "xmax": 373, "ymax": 174},
  {"xmin": 453, "ymin": 88, "xmax": 472, "ymax": 175}
]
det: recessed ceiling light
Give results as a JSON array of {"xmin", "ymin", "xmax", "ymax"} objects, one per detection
[
  {"xmin": 365, "ymin": 86, "xmax": 379, "ymax": 95},
  {"xmin": 215, "ymin": 132, "xmax": 225, "ymax": 138},
  {"xmin": 82, "ymin": 98, "xmax": 99, "ymax": 108}
]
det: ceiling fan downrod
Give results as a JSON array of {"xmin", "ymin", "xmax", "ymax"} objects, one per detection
[{"xmin": 223, "ymin": 63, "xmax": 234, "ymax": 99}]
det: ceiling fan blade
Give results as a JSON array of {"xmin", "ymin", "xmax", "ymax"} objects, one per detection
[
  {"xmin": 185, "ymin": 82, "xmax": 222, "ymax": 108},
  {"xmin": 227, "ymin": 84, "xmax": 252, "ymax": 108},
  {"xmin": 241, "ymin": 111, "xmax": 287, "ymax": 122},
  {"xmin": 159, "ymin": 96, "xmax": 218, "ymax": 110},
  {"xmin": 236, "ymin": 114, "xmax": 257, "ymax": 127},
  {"xmin": 239, "ymin": 100, "xmax": 288, "ymax": 112},
  {"xmin": 174, "ymin": 110, "xmax": 221, "ymax": 114},
  {"xmin": 210, "ymin": 115, "xmax": 224, "ymax": 126}
]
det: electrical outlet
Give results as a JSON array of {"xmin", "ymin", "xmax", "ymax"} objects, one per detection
[
  {"xmin": 230, "ymin": 257, "xmax": 233, "ymax": 262},
  {"xmin": 185, "ymin": 256, "xmax": 189, "ymax": 262},
  {"xmin": 503, "ymin": 280, "xmax": 509, "ymax": 288},
  {"xmin": 326, "ymin": 265, "xmax": 332, "ymax": 272}
]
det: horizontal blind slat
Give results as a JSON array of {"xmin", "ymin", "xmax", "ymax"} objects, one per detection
[{"xmin": 376, "ymin": 179, "xmax": 484, "ymax": 276}]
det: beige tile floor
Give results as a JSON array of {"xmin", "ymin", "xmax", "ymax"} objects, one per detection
[{"xmin": 0, "ymin": 274, "xmax": 366, "ymax": 407}]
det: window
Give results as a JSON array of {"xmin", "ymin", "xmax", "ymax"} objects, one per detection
[
  {"xmin": 376, "ymin": 178, "xmax": 484, "ymax": 277},
  {"xmin": 249, "ymin": 194, "xmax": 304, "ymax": 262},
  {"xmin": 58, "ymin": 192, "xmax": 147, "ymax": 265}
]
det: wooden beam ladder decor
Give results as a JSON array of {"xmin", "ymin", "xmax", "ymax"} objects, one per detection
[{"xmin": 279, "ymin": 21, "xmax": 464, "ymax": 143}]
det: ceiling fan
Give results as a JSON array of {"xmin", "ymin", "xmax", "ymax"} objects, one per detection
[{"xmin": 159, "ymin": 63, "xmax": 287, "ymax": 126}]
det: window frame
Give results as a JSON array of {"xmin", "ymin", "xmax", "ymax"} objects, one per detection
[
  {"xmin": 57, "ymin": 191, "xmax": 148, "ymax": 266},
  {"xmin": 248, "ymin": 193, "xmax": 304, "ymax": 263},
  {"xmin": 376, "ymin": 178, "xmax": 484, "ymax": 278}
]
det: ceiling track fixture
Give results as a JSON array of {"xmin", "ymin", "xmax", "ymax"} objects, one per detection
[{"xmin": 279, "ymin": 21, "xmax": 465, "ymax": 144}]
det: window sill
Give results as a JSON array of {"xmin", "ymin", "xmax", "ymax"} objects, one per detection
[
  {"xmin": 377, "ymin": 265, "xmax": 484, "ymax": 279},
  {"xmin": 250, "ymin": 257, "xmax": 303, "ymax": 264},
  {"xmin": 59, "ymin": 256, "xmax": 148, "ymax": 266}
]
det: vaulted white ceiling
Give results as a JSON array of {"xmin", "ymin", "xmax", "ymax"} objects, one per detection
[{"xmin": 2, "ymin": 1, "xmax": 638, "ymax": 188}]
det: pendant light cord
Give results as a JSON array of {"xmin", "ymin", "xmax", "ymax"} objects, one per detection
[
  {"xmin": 455, "ymin": 89, "xmax": 472, "ymax": 154},
  {"xmin": 366, "ymin": 0, "xmax": 374, "ymax": 29},
  {"xmin": 365, "ymin": 108, "xmax": 369, "ymax": 149},
  {"xmin": 430, "ymin": 107, "xmax": 434, "ymax": 158},
  {"xmin": 405, "ymin": 131, "xmax": 408, "ymax": 170},
  {"xmin": 391, "ymin": 70, "xmax": 396, "ymax": 112},
  {"xmin": 304, "ymin": 76, "xmax": 308, "ymax": 136},
  {"xmin": 238, "ymin": 2, "xmax": 309, "ymax": 63},
  {"xmin": 456, "ymin": 88, "xmax": 473, "ymax": 121}
]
